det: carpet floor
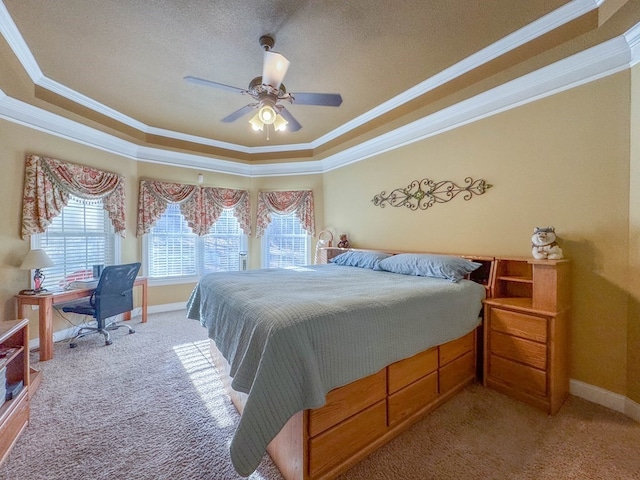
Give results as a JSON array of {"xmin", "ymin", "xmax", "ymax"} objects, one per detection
[{"xmin": 0, "ymin": 310, "xmax": 638, "ymax": 480}]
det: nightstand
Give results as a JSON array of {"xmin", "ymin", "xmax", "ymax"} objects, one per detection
[{"xmin": 483, "ymin": 258, "xmax": 571, "ymax": 414}]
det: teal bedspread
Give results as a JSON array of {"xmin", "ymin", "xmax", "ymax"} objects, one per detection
[{"xmin": 186, "ymin": 264, "xmax": 485, "ymax": 476}]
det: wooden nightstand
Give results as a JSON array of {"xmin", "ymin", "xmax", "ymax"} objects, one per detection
[{"xmin": 483, "ymin": 258, "xmax": 571, "ymax": 414}]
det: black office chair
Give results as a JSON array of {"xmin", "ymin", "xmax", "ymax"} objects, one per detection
[{"xmin": 61, "ymin": 262, "xmax": 141, "ymax": 348}]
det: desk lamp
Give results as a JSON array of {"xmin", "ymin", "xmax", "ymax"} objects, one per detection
[{"xmin": 20, "ymin": 249, "xmax": 55, "ymax": 295}]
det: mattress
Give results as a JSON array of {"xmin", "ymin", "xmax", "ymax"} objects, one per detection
[{"xmin": 187, "ymin": 263, "xmax": 486, "ymax": 475}]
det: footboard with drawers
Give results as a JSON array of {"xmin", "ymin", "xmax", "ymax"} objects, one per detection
[{"xmin": 210, "ymin": 329, "xmax": 478, "ymax": 480}]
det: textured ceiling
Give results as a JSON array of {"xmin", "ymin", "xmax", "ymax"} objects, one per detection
[{"xmin": 3, "ymin": 0, "xmax": 636, "ymax": 164}]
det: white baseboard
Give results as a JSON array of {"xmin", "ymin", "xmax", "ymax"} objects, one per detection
[
  {"xmin": 147, "ymin": 302, "xmax": 187, "ymax": 314},
  {"xmin": 625, "ymin": 397, "xmax": 640, "ymax": 422},
  {"xmin": 29, "ymin": 303, "xmax": 187, "ymax": 351},
  {"xmin": 570, "ymin": 379, "xmax": 640, "ymax": 422}
]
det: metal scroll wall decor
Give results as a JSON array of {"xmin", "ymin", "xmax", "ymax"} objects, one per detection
[{"xmin": 372, "ymin": 177, "xmax": 492, "ymax": 211}]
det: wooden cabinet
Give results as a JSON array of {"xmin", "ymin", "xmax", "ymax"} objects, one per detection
[
  {"xmin": 483, "ymin": 258, "xmax": 571, "ymax": 414},
  {"xmin": 0, "ymin": 319, "xmax": 30, "ymax": 465}
]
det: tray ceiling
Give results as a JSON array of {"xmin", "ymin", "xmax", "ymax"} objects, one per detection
[{"xmin": 1, "ymin": 1, "xmax": 638, "ymax": 167}]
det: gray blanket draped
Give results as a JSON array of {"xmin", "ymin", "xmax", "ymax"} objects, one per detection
[{"xmin": 186, "ymin": 264, "xmax": 485, "ymax": 476}]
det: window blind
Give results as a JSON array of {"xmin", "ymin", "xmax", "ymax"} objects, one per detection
[
  {"xmin": 34, "ymin": 196, "xmax": 116, "ymax": 289},
  {"xmin": 263, "ymin": 212, "xmax": 310, "ymax": 268},
  {"xmin": 146, "ymin": 204, "xmax": 247, "ymax": 279}
]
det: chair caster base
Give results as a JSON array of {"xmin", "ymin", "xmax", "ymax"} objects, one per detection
[
  {"xmin": 129, "ymin": 329, "xmax": 135, "ymax": 334},
  {"xmin": 70, "ymin": 343, "xmax": 77, "ymax": 348},
  {"xmin": 105, "ymin": 340, "xmax": 113, "ymax": 346}
]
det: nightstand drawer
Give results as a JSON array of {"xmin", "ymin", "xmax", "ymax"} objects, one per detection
[
  {"xmin": 490, "ymin": 331, "xmax": 547, "ymax": 370},
  {"xmin": 490, "ymin": 309, "xmax": 547, "ymax": 343},
  {"xmin": 489, "ymin": 354, "xmax": 546, "ymax": 396}
]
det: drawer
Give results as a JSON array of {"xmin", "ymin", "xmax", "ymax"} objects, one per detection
[
  {"xmin": 0, "ymin": 390, "xmax": 29, "ymax": 464},
  {"xmin": 439, "ymin": 331, "xmax": 475, "ymax": 366},
  {"xmin": 439, "ymin": 350, "xmax": 475, "ymax": 394},
  {"xmin": 308, "ymin": 400, "xmax": 387, "ymax": 478},
  {"xmin": 308, "ymin": 369, "xmax": 386, "ymax": 437},
  {"xmin": 490, "ymin": 331, "xmax": 547, "ymax": 370},
  {"xmin": 388, "ymin": 347, "xmax": 438, "ymax": 394},
  {"xmin": 490, "ymin": 309, "xmax": 547, "ymax": 343},
  {"xmin": 489, "ymin": 354, "xmax": 546, "ymax": 396},
  {"xmin": 388, "ymin": 371, "xmax": 438, "ymax": 425}
]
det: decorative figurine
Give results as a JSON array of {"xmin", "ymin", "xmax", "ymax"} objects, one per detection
[
  {"xmin": 531, "ymin": 226, "xmax": 563, "ymax": 260},
  {"xmin": 337, "ymin": 234, "xmax": 350, "ymax": 249}
]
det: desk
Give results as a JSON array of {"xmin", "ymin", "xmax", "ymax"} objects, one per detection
[{"xmin": 16, "ymin": 277, "xmax": 147, "ymax": 362}]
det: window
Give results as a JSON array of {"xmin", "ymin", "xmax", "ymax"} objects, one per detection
[
  {"xmin": 262, "ymin": 212, "xmax": 311, "ymax": 268},
  {"xmin": 33, "ymin": 195, "xmax": 118, "ymax": 289},
  {"xmin": 145, "ymin": 204, "xmax": 247, "ymax": 281}
]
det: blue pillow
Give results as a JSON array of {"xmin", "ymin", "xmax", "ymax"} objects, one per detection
[
  {"xmin": 330, "ymin": 251, "xmax": 392, "ymax": 270},
  {"xmin": 377, "ymin": 253, "xmax": 482, "ymax": 282}
]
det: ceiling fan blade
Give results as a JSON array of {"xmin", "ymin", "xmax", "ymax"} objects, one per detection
[
  {"xmin": 262, "ymin": 51, "xmax": 290, "ymax": 90},
  {"xmin": 221, "ymin": 104, "xmax": 257, "ymax": 123},
  {"xmin": 278, "ymin": 107, "xmax": 302, "ymax": 132},
  {"xmin": 290, "ymin": 92, "xmax": 343, "ymax": 107},
  {"xmin": 184, "ymin": 75, "xmax": 245, "ymax": 94}
]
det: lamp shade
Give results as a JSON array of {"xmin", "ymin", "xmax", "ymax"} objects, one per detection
[{"xmin": 20, "ymin": 249, "xmax": 54, "ymax": 270}]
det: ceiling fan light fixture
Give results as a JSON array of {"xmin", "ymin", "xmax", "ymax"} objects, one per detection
[
  {"xmin": 249, "ymin": 113, "xmax": 264, "ymax": 131},
  {"xmin": 273, "ymin": 114, "xmax": 288, "ymax": 132},
  {"xmin": 258, "ymin": 104, "xmax": 277, "ymax": 124}
]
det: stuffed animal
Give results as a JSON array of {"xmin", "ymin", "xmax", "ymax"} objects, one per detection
[
  {"xmin": 531, "ymin": 226, "xmax": 563, "ymax": 260},
  {"xmin": 337, "ymin": 234, "xmax": 350, "ymax": 249}
]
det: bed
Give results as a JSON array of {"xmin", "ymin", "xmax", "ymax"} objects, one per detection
[{"xmin": 187, "ymin": 249, "xmax": 494, "ymax": 479}]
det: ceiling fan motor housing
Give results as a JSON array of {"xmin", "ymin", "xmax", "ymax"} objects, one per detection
[{"xmin": 259, "ymin": 35, "xmax": 275, "ymax": 51}]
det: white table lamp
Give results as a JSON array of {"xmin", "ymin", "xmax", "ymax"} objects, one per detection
[{"xmin": 20, "ymin": 249, "xmax": 55, "ymax": 294}]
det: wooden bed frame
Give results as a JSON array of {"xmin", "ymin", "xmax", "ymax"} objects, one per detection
[{"xmin": 210, "ymin": 250, "xmax": 495, "ymax": 480}]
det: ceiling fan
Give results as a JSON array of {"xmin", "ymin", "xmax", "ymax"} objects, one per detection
[{"xmin": 184, "ymin": 35, "xmax": 342, "ymax": 133}]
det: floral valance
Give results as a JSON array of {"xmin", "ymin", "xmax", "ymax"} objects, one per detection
[
  {"xmin": 21, "ymin": 154, "xmax": 126, "ymax": 238},
  {"xmin": 136, "ymin": 179, "xmax": 251, "ymax": 237},
  {"xmin": 256, "ymin": 190, "xmax": 315, "ymax": 238}
]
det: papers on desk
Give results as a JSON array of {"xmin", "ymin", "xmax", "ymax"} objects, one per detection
[{"xmin": 69, "ymin": 278, "xmax": 99, "ymax": 289}]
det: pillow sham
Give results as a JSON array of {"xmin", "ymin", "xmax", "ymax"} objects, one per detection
[
  {"xmin": 377, "ymin": 253, "xmax": 482, "ymax": 282},
  {"xmin": 329, "ymin": 250, "xmax": 392, "ymax": 270}
]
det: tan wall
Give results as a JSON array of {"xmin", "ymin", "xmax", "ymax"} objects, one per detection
[
  {"xmin": 323, "ymin": 72, "xmax": 632, "ymax": 395},
  {"xmin": 629, "ymin": 63, "xmax": 640, "ymax": 403},
  {"xmin": 0, "ymin": 69, "xmax": 636, "ymax": 401}
]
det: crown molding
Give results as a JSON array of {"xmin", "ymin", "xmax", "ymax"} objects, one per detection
[
  {"xmin": 322, "ymin": 28, "xmax": 637, "ymax": 172},
  {"xmin": 0, "ymin": 0, "xmax": 42, "ymax": 82},
  {"xmin": 315, "ymin": 0, "xmax": 601, "ymax": 147},
  {"xmin": 625, "ymin": 21, "xmax": 640, "ymax": 67},
  {"xmin": 1, "ymin": 18, "xmax": 638, "ymax": 178},
  {"xmin": 0, "ymin": 0, "xmax": 601, "ymax": 155}
]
